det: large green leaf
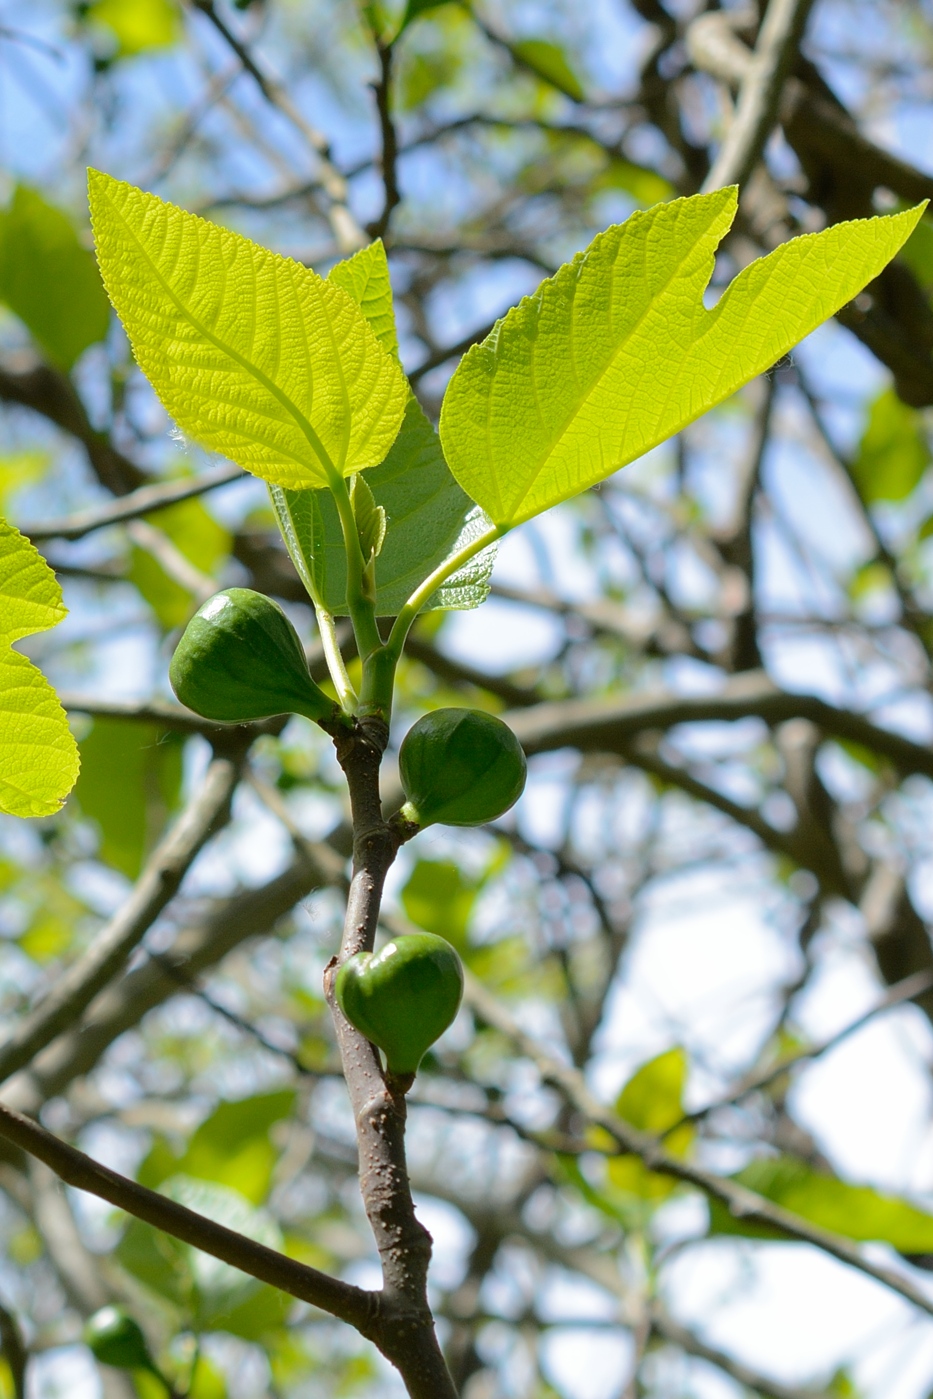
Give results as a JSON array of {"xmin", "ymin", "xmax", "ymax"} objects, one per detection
[
  {"xmin": 852, "ymin": 386, "xmax": 930, "ymax": 503},
  {"xmin": 439, "ymin": 190, "xmax": 924, "ymax": 528},
  {"xmin": 73, "ymin": 719, "xmax": 184, "ymax": 878},
  {"xmin": 0, "ymin": 519, "xmax": 79, "ymax": 818},
  {"xmin": 271, "ymin": 241, "xmax": 495, "ymax": 615},
  {"xmin": 708, "ymin": 1155, "xmax": 933, "ymax": 1251},
  {"xmin": 88, "ymin": 171, "xmax": 408, "ymax": 490},
  {"xmin": 0, "ymin": 186, "xmax": 110, "ymax": 371}
]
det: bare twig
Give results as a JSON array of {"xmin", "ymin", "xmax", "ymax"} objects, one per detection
[
  {"xmin": 463, "ymin": 973, "xmax": 933, "ymax": 1322},
  {"xmin": 323, "ymin": 721, "xmax": 458, "ymax": 1399},
  {"xmin": 676, "ymin": 968, "xmax": 933, "ymax": 1131},
  {"xmin": 126, "ymin": 519, "xmax": 217, "ymax": 603},
  {"xmin": 23, "ymin": 464, "xmax": 245, "ymax": 542},
  {"xmin": 0, "ymin": 1098, "xmax": 378, "ymax": 1333},
  {"xmin": 368, "ymin": 35, "xmax": 400, "ymax": 240},
  {"xmin": 0, "ymin": 756, "xmax": 241, "ymax": 1087},
  {"xmin": 702, "ymin": 0, "xmax": 816, "ymax": 193},
  {"xmin": 650, "ymin": 1304, "xmax": 831, "ymax": 1399},
  {"xmin": 186, "ymin": 0, "xmax": 365, "ymax": 250}
]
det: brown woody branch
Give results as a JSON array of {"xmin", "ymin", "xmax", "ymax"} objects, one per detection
[
  {"xmin": 0, "ymin": 1098, "xmax": 378, "ymax": 1334},
  {"xmin": 323, "ymin": 719, "xmax": 458, "ymax": 1399},
  {"xmin": 0, "ymin": 755, "xmax": 240, "ymax": 1088}
]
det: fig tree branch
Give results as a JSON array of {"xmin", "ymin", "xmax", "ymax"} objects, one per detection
[
  {"xmin": 702, "ymin": 0, "xmax": 816, "ymax": 194},
  {"xmin": 23, "ymin": 463, "xmax": 245, "ymax": 542},
  {"xmin": 323, "ymin": 720, "xmax": 459, "ymax": 1399},
  {"xmin": 0, "ymin": 755, "xmax": 241, "ymax": 1088},
  {"xmin": 186, "ymin": 0, "xmax": 365, "ymax": 251},
  {"xmin": 0, "ymin": 1097, "xmax": 378, "ymax": 1334},
  {"xmin": 462, "ymin": 972, "xmax": 933, "ymax": 1321},
  {"xmin": 507, "ymin": 672, "xmax": 933, "ymax": 783},
  {"xmin": 7, "ymin": 848, "xmax": 341, "ymax": 1114}
]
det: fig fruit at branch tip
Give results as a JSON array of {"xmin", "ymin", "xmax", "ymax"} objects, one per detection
[
  {"xmin": 84, "ymin": 1307, "xmax": 156, "ymax": 1372},
  {"xmin": 335, "ymin": 933, "xmax": 464, "ymax": 1077},
  {"xmin": 399, "ymin": 707, "xmax": 527, "ymax": 828},
  {"xmin": 169, "ymin": 587, "xmax": 338, "ymax": 725}
]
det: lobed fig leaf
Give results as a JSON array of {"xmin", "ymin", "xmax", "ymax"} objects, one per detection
[
  {"xmin": 399, "ymin": 707, "xmax": 527, "ymax": 829},
  {"xmin": 169, "ymin": 588, "xmax": 339, "ymax": 725},
  {"xmin": 335, "ymin": 932, "xmax": 464, "ymax": 1077}
]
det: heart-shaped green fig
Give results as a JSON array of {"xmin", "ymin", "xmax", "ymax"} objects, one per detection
[
  {"xmin": 169, "ymin": 587, "xmax": 338, "ymax": 724},
  {"xmin": 399, "ymin": 708, "xmax": 527, "ymax": 828},
  {"xmin": 335, "ymin": 933, "xmax": 464, "ymax": 1076},
  {"xmin": 84, "ymin": 1307, "xmax": 155, "ymax": 1372}
]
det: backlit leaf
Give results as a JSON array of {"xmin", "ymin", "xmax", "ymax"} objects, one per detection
[
  {"xmin": 708, "ymin": 1155, "xmax": 933, "ymax": 1250},
  {"xmin": 86, "ymin": 0, "xmax": 181, "ymax": 55},
  {"xmin": 73, "ymin": 720, "xmax": 184, "ymax": 878},
  {"xmin": 401, "ymin": 859, "xmax": 480, "ymax": 949},
  {"xmin": 271, "ymin": 240, "xmax": 495, "ymax": 614},
  {"xmin": 439, "ymin": 191, "xmax": 924, "ymax": 528},
  {"xmin": 512, "ymin": 38, "xmax": 584, "ymax": 101},
  {"xmin": 0, "ymin": 186, "xmax": 110, "ymax": 371},
  {"xmin": 88, "ymin": 171, "xmax": 408, "ymax": 490},
  {"xmin": 0, "ymin": 519, "xmax": 79, "ymax": 817},
  {"xmin": 608, "ymin": 1048, "xmax": 694, "ymax": 1202},
  {"xmin": 852, "ymin": 386, "xmax": 930, "ymax": 503}
]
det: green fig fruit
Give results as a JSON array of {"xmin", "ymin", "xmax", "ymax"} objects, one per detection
[
  {"xmin": 335, "ymin": 932, "xmax": 464, "ymax": 1076},
  {"xmin": 398, "ymin": 708, "xmax": 526, "ymax": 828},
  {"xmin": 84, "ymin": 1306, "xmax": 155, "ymax": 1372},
  {"xmin": 169, "ymin": 588, "xmax": 338, "ymax": 725}
]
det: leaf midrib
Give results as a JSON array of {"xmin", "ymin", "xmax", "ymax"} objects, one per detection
[
  {"xmin": 104, "ymin": 188, "xmax": 340, "ymax": 482},
  {"xmin": 488, "ymin": 212, "xmax": 714, "ymax": 523}
]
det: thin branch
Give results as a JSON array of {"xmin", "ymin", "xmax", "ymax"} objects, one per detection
[
  {"xmin": 0, "ymin": 1098, "xmax": 378, "ymax": 1333},
  {"xmin": 9, "ymin": 849, "xmax": 339, "ymax": 1112},
  {"xmin": 126, "ymin": 520, "xmax": 217, "ymax": 603},
  {"xmin": 323, "ymin": 721, "xmax": 458, "ymax": 1399},
  {"xmin": 186, "ymin": 0, "xmax": 365, "ymax": 250},
  {"xmin": 462, "ymin": 973, "xmax": 933, "ymax": 1322},
  {"xmin": 702, "ymin": 0, "xmax": 816, "ymax": 193},
  {"xmin": 57, "ymin": 694, "xmax": 281, "ymax": 738},
  {"xmin": 0, "ymin": 755, "xmax": 241, "ymax": 1087},
  {"xmin": 408, "ymin": 320, "xmax": 498, "ymax": 384},
  {"xmin": 23, "ymin": 464, "xmax": 245, "ymax": 543},
  {"xmin": 649, "ymin": 1304, "xmax": 831, "ymax": 1399},
  {"xmin": 368, "ymin": 36, "xmax": 400, "ymax": 239},
  {"xmin": 676, "ymin": 968, "xmax": 933, "ymax": 1131},
  {"xmin": 505, "ymin": 671, "xmax": 933, "ymax": 784}
]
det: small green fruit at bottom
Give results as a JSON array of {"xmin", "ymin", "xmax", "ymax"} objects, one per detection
[
  {"xmin": 399, "ymin": 707, "xmax": 527, "ymax": 828},
  {"xmin": 335, "ymin": 933, "xmax": 464, "ymax": 1076},
  {"xmin": 169, "ymin": 587, "xmax": 338, "ymax": 724},
  {"xmin": 84, "ymin": 1306, "xmax": 155, "ymax": 1371}
]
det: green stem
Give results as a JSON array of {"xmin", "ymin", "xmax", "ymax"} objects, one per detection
[
  {"xmin": 315, "ymin": 603, "xmax": 357, "ymax": 709},
  {"xmin": 328, "ymin": 471, "xmax": 383, "ymax": 663},
  {"xmin": 385, "ymin": 520, "xmax": 505, "ymax": 662}
]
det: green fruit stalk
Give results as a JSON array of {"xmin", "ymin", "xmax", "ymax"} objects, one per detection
[
  {"xmin": 399, "ymin": 707, "xmax": 526, "ymax": 828},
  {"xmin": 169, "ymin": 588, "xmax": 338, "ymax": 724},
  {"xmin": 335, "ymin": 933, "xmax": 464, "ymax": 1077},
  {"xmin": 84, "ymin": 1307, "xmax": 155, "ymax": 1372}
]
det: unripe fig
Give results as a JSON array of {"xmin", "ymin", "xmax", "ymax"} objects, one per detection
[
  {"xmin": 399, "ymin": 708, "xmax": 526, "ymax": 828},
  {"xmin": 335, "ymin": 933, "xmax": 464, "ymax": 1077},
  {"xmin": 169, "ymin": 588, "xmax": 338, "ymax": 724},
  {"xmin": 84, "ymin": 1307, "xmax": 155, "ymax": 1372}
]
